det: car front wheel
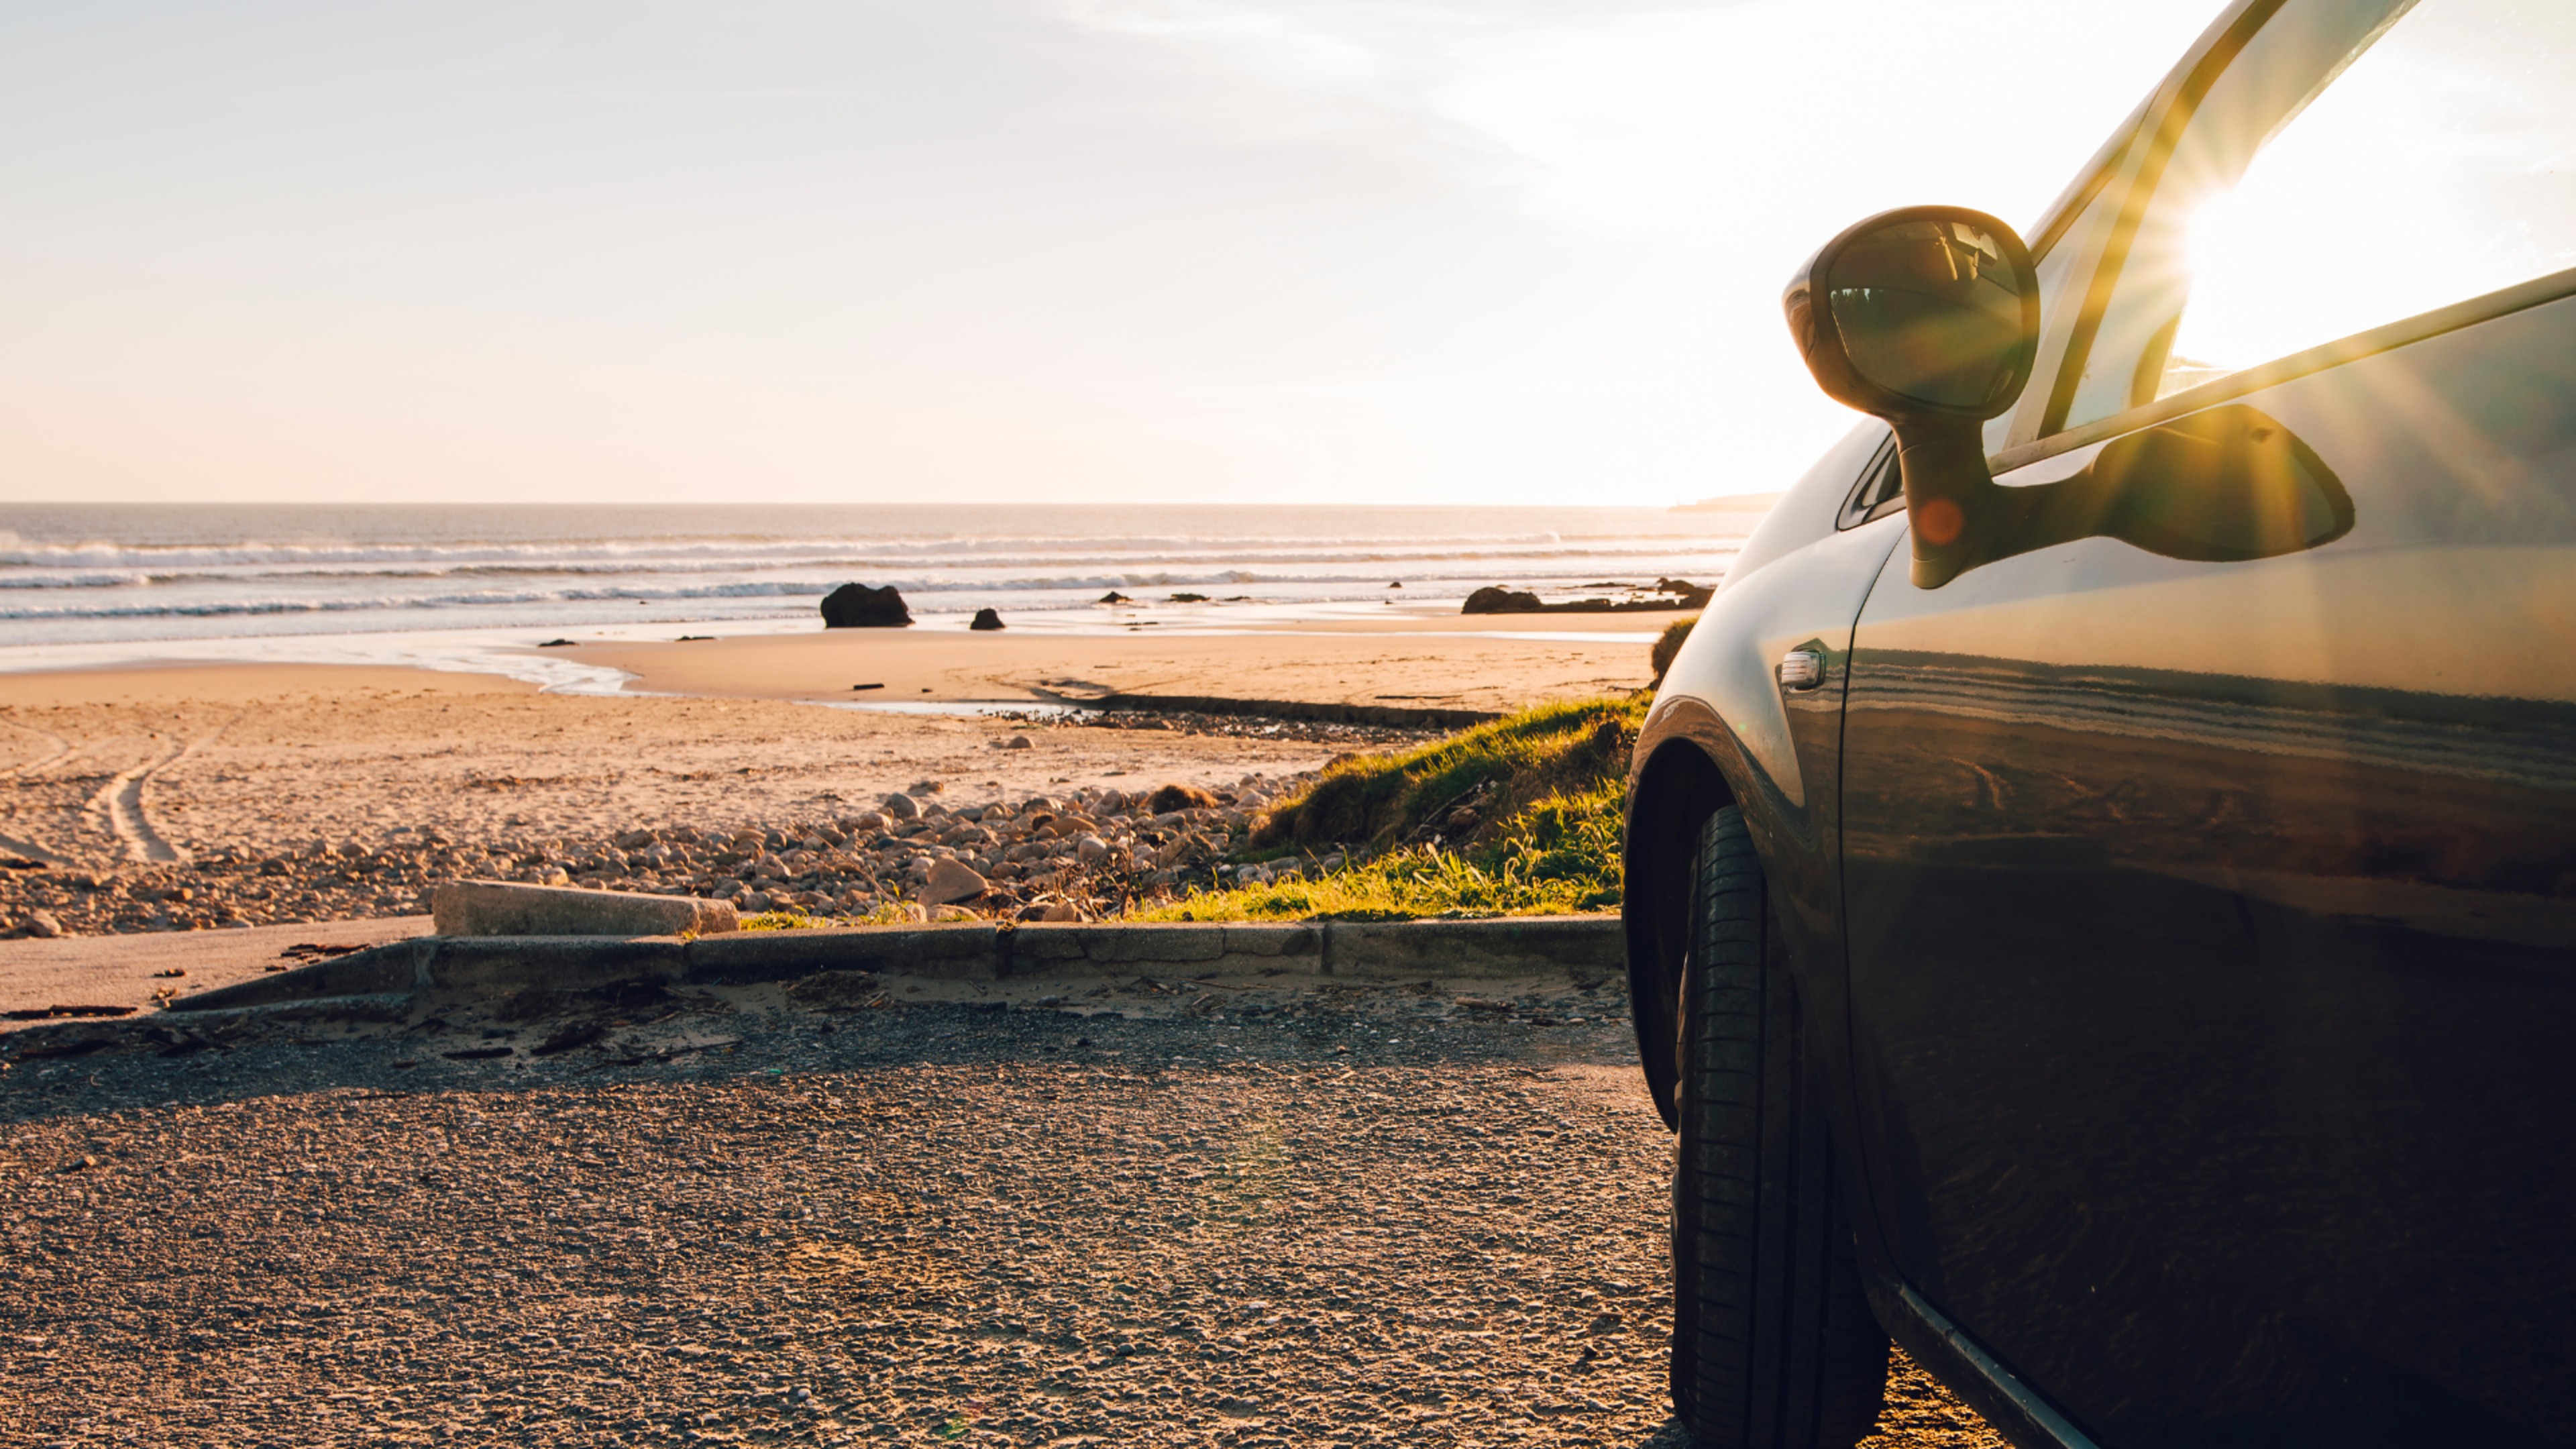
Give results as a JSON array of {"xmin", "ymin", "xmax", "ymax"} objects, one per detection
[{"xmin": 1670, "ymin": 806, "xmax": 1887, "ymax": 1447}]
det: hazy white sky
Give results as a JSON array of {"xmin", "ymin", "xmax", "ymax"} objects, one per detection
[{"xmin": 0, "ymin": 0, "xmax": 2229, "ymax": 507}]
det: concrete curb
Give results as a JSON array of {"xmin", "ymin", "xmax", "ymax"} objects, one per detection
[{"xmin": 164, "ymin": 916, "xmax": 1620, "ymax": 1012}]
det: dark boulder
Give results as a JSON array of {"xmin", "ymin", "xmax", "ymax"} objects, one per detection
[
  {"xmin": 820, "ymin": 583, "xmax": 912, "ymax": 629},
  {"xmin": 969, "ymin": 608, "xmax": 1006, "ymax": 631},
  {"xmin": 1149, "ymin": 783, "xmax": 1219, "ymax": 813},
  {"xmin": 1461, "ymin": 586, "xmax": 1544, "ymax": 614},
  {"xmin": 1098, "ymin": 590, "xmax": 1131, "ymax": 604}
]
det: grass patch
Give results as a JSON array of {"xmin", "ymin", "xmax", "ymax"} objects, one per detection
[
  {"xmin": 739, "ymin": 903, "xmax": 924, "ymax": 931},
  {"xmin": 1145, "ymin": 694, "xmax": 1642, "ymax": 921},
  {"xmin": 1651, "ymin": 615, "xmax": 1696, "ymax": 684}
]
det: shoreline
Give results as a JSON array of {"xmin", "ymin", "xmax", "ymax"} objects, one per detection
[{"xmin": 0, "ymin": 598, "xmax": 1671, "ymax": 702}]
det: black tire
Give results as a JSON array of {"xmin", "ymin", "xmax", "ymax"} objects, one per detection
[{"xmin": 1670, "ymin": 806, "xmax": 1887, "ymax": 1448}]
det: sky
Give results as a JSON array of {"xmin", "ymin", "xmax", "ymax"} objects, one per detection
[{"xmin": 0, "ymin": 0, "xmax": 2233, "ymax": 508}]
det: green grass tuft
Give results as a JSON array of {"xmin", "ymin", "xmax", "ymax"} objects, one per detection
[
  {"xmin": 739, "ymin": 902, "xmax": 924, "ymax": 931},
  {"xmin": 1650, "ymin": 616, "xmax": 1696, "ymax": 684},
  {"xmin": 1144, "ymin": 695, "xmax": 1642, "ymax": 921}
]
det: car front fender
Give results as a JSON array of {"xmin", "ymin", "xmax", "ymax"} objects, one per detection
[{"xmin": 1623, "ymin": 516, "xmax": 1905, "ymax": 1129}]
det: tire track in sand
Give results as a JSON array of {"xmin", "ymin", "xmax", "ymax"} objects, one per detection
[
  {"xmin": 84, "ymin": 718, "xmax": 237, "ymax": 865},
  {"xmin": 0, "ymin": 719, "xmax": 80, "ymax": 864},
  {"xmin": 1, "ymin": 719, "xmax": 78, "ymax": 779}
]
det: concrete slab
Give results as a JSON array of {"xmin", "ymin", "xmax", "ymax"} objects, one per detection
[
  {"xmin": 1321, "ymin": 916, "xmax": 1623, "ymax": 981},
  {"xmin": 160, "ymin": 915, "xmax": 1623, "ymax": 1011},
  {"xmin": 683, "ymin": 925, "xmax": 999, "ymax": 985},
  {"xmin": 0, "ymin": 916, "xmax": 433, "ymax": 1031},
  {"xmin": 431, "ymin": 880, "xmax": 737, "ymax": 938}
]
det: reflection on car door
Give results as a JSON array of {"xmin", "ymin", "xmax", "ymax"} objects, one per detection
[
  {"xmin": 1839, "ymin": 292, "xmax": 2576, "ymax": 1449},
  {"xmin": 1835, "ymin": 2, "xmax": 2576, "ymax": 1439}
]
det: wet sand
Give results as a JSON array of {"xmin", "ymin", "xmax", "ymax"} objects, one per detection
[{"xmin": 573, "ymin": 611, "xmax": 1658, "ymax": 712}]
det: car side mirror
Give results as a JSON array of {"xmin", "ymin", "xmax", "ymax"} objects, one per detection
[
  {"xmin": 2019, "ymin": 404, "xmax": 2354, "ymax": 566},
  {"xmin": 1784, "ymin": 206, "xmax": 2038, "ymax": 588}
]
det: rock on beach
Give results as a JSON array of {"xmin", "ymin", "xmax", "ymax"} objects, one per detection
[
  {"xmin": 918, "ymin": 857, "xmax": 989, "ymax": 906},
  {"xmin": 1462, "ymin": 586, "xmax": 1544, "ymax": 614},
  {"xmin": 820, "ymin": 583, "xmax": 912, "ymax": 629}
]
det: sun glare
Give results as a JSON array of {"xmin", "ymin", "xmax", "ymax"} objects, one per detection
[{"xmin": 2167, "ymin": 1, "xmax": 2576, "ymax": 390}]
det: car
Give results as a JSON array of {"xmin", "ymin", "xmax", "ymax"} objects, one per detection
[{"xmin": 1622, "ymin": 1, "xmax": 2576, "ymax": 1444}]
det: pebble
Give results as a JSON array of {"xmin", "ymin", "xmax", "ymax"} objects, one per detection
[
  {"xmin": 0, "ymin": 718, "xmax": 1351, "ymax": 938},
  {"xmin": 918, "ymin": 858, "xmax": 989, "ymax": 906}
]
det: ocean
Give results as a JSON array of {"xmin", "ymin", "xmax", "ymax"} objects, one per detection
[{"xmin": 0, "ymin": 502, "xmax": 1759, "ymax": 687}]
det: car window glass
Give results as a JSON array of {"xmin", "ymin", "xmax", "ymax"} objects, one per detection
[
  {"xmin": 1838, "ymin": 437, "xmax": 1904, "ymax": 529},
  {"xmin": 2065, "ymin": 0, "xmax": 2576, "ymax": 429},
  {"xmin": 1990, "ymin": 177, "xmax": 2121, "ymax": 457}
]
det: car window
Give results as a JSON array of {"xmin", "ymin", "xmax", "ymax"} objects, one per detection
[
  {"xmin": 2063, "ymin": 0, "xmax": 2576, "ymax": 431},
  {"xmin": 1837, "ymin": 436, "xmax": 1903, "ymax": 530},
  {"xmin": 1988, "ymin": 175, "xmax": 2123, "ymax": 457}
]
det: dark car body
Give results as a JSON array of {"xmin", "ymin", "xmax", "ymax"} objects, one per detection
[{"xmin": 1624, "ymin": 1, "xmax": 2576, "ymax": 1444}]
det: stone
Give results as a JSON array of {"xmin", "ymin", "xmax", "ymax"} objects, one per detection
[
  {"xmin": 431, "ymin": 879, "xmax": 739, "ymax": 938},
  {"xmin": 1148, "ymin": 784, "xmax": 1218, "ymax": 813},
  {"xmin": 1075, "ymin": 835, "xmax": 1110, "ymax": 865},
  {"xmin": 882, "ymin": 792, "xmax": 920, "ymax": 820},
  {"xmin": 25, "ymin": 910, "xmax": 62, "ymax": 938},
  {"xmin": 1001, "ymin": 735, "xmax": 1034, "ymax": 750},
  {"xmin": 1461, "ymin": 586, "xmax": 1544, "ymax": 614},
  {"xmin": 918, "ymin": 858, "xmax": 989, "ymax": 906},
  {"xmin": 819, "ymin": 582, "xmax": 912, "ymax": 629},
  {"xmin": 1097, "ymin": 590, "xmax": 1130, "ymax": 603},
  {"xmin": 969, "ymin": 608, "xmax": 1005, "ymax": 631}
]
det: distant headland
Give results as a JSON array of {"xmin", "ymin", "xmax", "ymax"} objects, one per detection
[{"xmin": 1669, "ymin": 491, "xmax": 1786, "ymax": 513}]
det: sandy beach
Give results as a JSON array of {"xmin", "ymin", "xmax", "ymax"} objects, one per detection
[
  {"xmin": 571, "ymin": 608, "xmax": 1660, "ymax": 712},
  {"xmin": 0, "ymin": 619, "xmax": 1665, "ymax": 936}
]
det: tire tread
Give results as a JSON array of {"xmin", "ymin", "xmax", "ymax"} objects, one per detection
[{"xmin": 1668, "ymin": 808, "xmax": 1886, "ymax": 1448}]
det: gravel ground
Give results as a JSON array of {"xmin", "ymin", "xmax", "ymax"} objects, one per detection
[{"xmin": 0, "ymin": 975, "xmax": 2002, "ymax": 1448}]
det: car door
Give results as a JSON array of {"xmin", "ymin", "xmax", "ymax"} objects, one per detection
[{"xmin": 1835, "ymin": 2, "xmax": 2576, "ymax": 1444}]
